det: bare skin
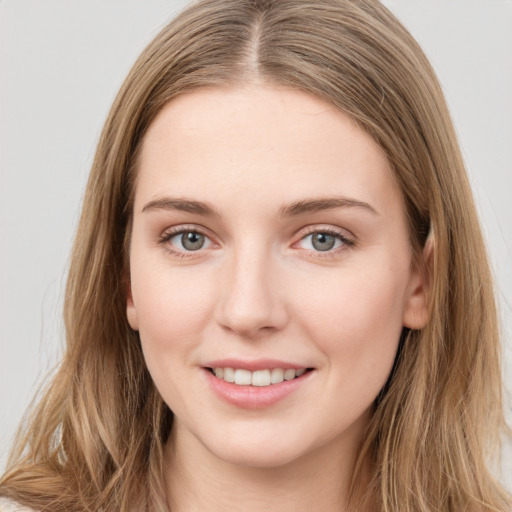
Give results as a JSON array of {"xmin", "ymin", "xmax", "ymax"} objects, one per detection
[
  {"xmin": 164, "ymin": 415, "xmax": 367, "ymax": 511},
  {"xmin": 127, "ymin": 85, "xmax": 428, "ymax": 511}
]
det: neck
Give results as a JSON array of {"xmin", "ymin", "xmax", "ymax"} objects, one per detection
[{"xmin": 163, "ymin": 418, "xmax": 370, "ymax": 512}]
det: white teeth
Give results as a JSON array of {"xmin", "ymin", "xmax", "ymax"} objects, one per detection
[
  {"xmin": 223, "ymin": 367, "xmax": 235, "ymax": 382},
  {"xmin": 283, "ymin": 369, "xmax": 296, "ymax": 381},
  {"xmin": 252, "ymin": 370, "xmax": 271, "ymax": 386},
  {"xmin": 234, "ymin": 369, "xmax": 252, "ymax": 385},
  {"xmin": 212, "ymin": 367, "xmax": 308, "ymax": 386},
  {"xmin": 270, "ymin": 368, "xmax": 284, "ymax": 384}
]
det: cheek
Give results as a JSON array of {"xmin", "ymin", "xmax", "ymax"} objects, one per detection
[
  {"xmin": 130, "ymin": 265, "xmax": 219, "ymax": 411},
  {"xmin": 131, "ymin": 263, "xmax": 217, "ymax": 358},
  {"xmin": 295, "ymin": 262, "xmax": 407, "ymax": 374}
]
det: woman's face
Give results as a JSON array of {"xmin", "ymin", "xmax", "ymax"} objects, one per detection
[{"xmin": 127, "ymin": 86, "xmax": 428, "ymax": 468}]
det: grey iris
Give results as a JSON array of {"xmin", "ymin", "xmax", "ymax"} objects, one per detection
[
  {"xmin": 312, "ymin": 233, "xmax": 336, "ymax": 251},
  {"xmin": 182, "ymin": 232, "xmax": 205, "ymax": 251}
]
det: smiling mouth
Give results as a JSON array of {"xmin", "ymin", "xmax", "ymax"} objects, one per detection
[{"xmin": 207, "ymin": 367, "xmax": 313, "ymax": 387}]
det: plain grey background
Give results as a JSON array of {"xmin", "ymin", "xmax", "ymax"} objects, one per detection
[{"xmin": 1, "ymin": 0, "xmax": 511, "ymax": 488}]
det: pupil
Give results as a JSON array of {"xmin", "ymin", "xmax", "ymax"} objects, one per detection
[
  {"xmin": 312, "ymin": 233, "xmax": 335, "ymax": 251},
  {"xmin": 182, "ymin": 232, "xmax": 204, "ymax": 250}
]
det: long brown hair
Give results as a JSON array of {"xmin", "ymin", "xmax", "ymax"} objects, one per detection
[{"xmin": 1, "ymin": 1, "xmax": 509, "ymax": 511}]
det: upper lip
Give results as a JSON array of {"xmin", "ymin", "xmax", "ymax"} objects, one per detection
[{"xmin": 203, "ymin": 358, "xmax": 311, "ymax": 371}]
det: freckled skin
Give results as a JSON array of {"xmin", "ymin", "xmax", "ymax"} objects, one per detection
[{"xmin": 126, "ymin": 86, "xmax": 428, "ymax": 504}]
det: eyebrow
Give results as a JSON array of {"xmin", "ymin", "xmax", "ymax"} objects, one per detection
[
  {"xmin": 141, "ymin": 195, "xmax": 378, "ymax": 217},
  {"xmin": 278, "ymin": 197, "xmax": 379, "ymax": 217},
  {"xmin": 142, "ymin": 197, "xmax": 220, "ymax": 217}
]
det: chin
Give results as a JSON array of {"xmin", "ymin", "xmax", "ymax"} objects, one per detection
[
  {"xmin": 213, "ymin": 443, "xmax": 307, "ymax": 469},
  {"xmin": 204, "ymin": 426, "xmax": 326, "ymax": 470}
]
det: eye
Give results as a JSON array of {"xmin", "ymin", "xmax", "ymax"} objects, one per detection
[
  {"xmin": 308, "ymin": 232, "xmax": 338, "ymax": 251},
  {"xmin": 297, "ymin": 229, "xmax": 353, "ymax": 252},
  {"xmin": 163, "ymin": 229, "xmax": 213, "ymax": 252}
]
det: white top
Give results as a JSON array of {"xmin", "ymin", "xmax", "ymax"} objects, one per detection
[{"xmin": 0, "ymin": 498, "xmax": 37, "ymax": 512}]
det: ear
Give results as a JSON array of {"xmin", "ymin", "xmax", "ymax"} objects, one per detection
[
  {"xmin": 126, "ymin": 281, "xmax": 139, "ymax": 331},
  {"xmin": 402, "ymin": 233, "xmax": 434, "ymax": 330}
]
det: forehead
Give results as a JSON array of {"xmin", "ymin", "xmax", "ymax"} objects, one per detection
[{"xmin": 135, "ymin": 85, "xmax": 401, "ymax": 217}]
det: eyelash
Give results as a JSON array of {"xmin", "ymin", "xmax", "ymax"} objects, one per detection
[
  {"xmin": 158, "ymin": 225, "xmax": 213, "ymax": 259},
  {"xmin": 158, "ymin": 225, "xmax": 356, "ymax": 259},
  {"xmin": 294, "ymin": 226, "xmax": 356, "ymax": 259}
]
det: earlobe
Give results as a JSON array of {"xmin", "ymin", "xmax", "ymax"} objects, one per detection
[
  {"xmin": 402, "ymin": 233, "xmax": 434, "ymax": 330},
  {"xmin": 126, "ymin": 286, "xmax": 139, "ymax": 331}
]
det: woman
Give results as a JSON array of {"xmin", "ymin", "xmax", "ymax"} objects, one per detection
[{"xmin": 0, "ymin": 0, "xmax": 510, "ymax": 511}]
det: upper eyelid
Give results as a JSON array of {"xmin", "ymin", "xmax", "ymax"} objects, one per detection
[
  {"xmin": 160, "ymin": 224, "xmax": 215, "ymax": 240},
  {"xmin": 294, "ymin": 224, "xmax": 355, "ymax": 241}
]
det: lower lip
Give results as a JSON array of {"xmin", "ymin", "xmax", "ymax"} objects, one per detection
[{"xmin": 203, "ymin": 368, "xmax": 314, "ymax": 409}]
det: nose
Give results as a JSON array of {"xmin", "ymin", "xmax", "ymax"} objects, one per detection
[{"xmin": 215, "ymin": 246, "xmax": 288, "ymax": 338}]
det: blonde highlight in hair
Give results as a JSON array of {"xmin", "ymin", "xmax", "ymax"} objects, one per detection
[{"xmin": 1, "ymin": 1, "xmax": 510, "ymax": 511}]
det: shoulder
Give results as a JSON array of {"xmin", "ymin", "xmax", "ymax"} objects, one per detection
[{"xmin": 0, "ymin": 498, "xmax": 38, "ymax": 512}]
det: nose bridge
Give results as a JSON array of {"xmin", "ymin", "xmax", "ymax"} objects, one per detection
[{"xmin": 216, "ymin": 240, "xmax": 287, "ymax": 337}]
